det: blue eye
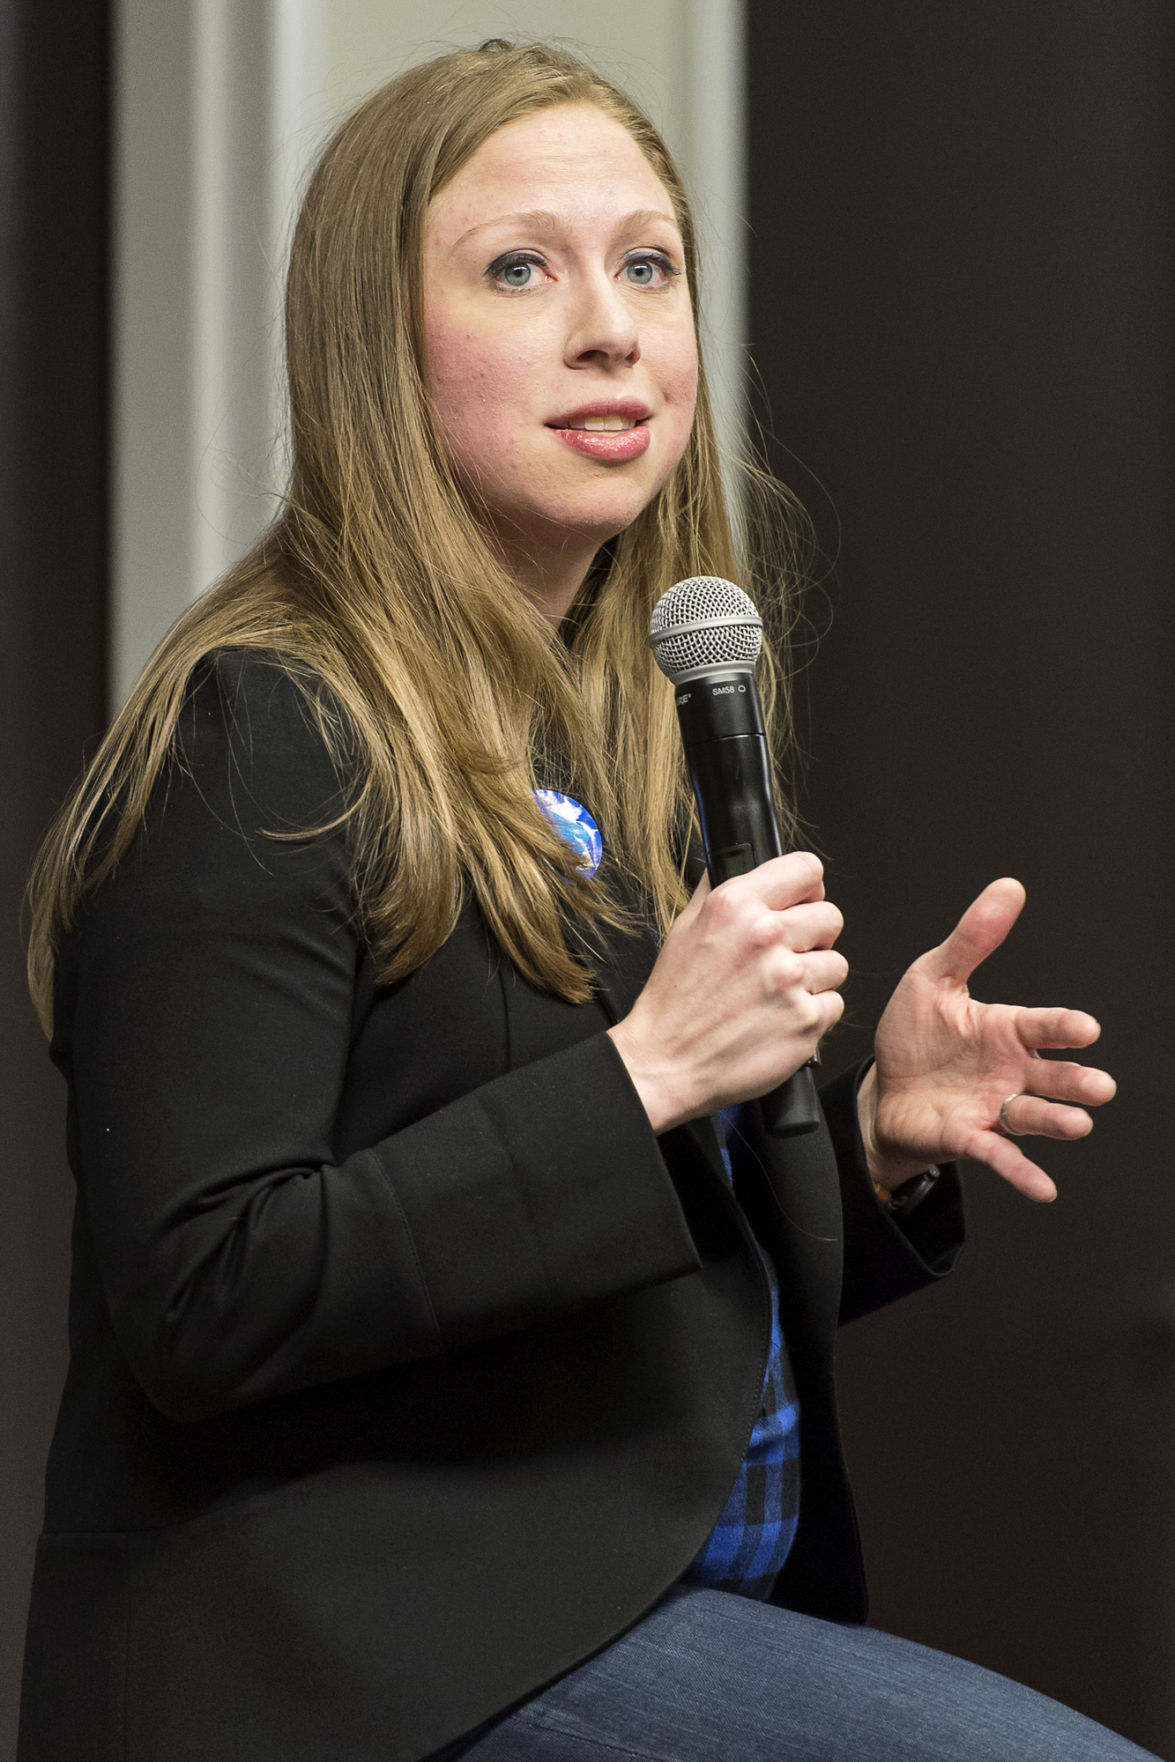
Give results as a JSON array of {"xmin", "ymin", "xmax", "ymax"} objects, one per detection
[
  {"xmin": 623, "ymin": 253, "xmax": 676, "ymax": 288},
  {"xmin": 488, "ymin": 252, "xmax": 543, "ymax": 290}
]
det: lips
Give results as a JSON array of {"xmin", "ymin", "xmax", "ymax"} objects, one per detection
[{"xmin": 547, "ymin": 401, "xmax": 652, "ymax": 462}]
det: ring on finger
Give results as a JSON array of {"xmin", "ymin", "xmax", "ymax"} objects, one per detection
[{"xmin": 999, "ymin": 1093, "xmax": 1029, "ymax": 1137}]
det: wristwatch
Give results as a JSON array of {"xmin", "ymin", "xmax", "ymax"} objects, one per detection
[{"xmin": 872, "ymin": 1166, "xmax": 941, "ymax": 1216}]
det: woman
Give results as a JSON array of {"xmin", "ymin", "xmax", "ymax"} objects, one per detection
[{"xmin": 20, "ymin": 40, "xmax": 1140, "ymax": 1762}]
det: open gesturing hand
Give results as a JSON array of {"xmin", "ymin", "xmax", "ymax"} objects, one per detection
[{"xmin": 857, "ymin": 878, "xmax": 1116, "ymax": 1202}]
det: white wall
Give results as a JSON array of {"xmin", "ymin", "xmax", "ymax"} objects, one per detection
[{"xmin": 112, "ymin": 0, "xmax": 745, "ymax": 703}]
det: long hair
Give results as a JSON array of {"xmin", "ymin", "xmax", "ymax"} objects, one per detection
[{"xmin": 27, "ymin": 39, "xmax": 807, "ymax": 1032}]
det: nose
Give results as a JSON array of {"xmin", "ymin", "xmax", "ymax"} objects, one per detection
[{"xmin": 563, "ymin": 270, "xmax": 641, "ymax": 369}]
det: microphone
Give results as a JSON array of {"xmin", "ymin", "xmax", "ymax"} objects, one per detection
[{"xmin": 649, "ymin": 575, "xmax": 821, "ymax": 1137}]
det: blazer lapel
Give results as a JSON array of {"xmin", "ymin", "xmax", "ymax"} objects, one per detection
[{"xmin": 591, "ymin": 922, "xmax": 655, "ymax": 1031}]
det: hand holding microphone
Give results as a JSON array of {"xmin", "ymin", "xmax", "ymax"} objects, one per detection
[
  {"xmin": 607, "ymin": 849, "xmax": 846, "ymax": 1135},
  {"xmin": 607, "ymin": 577, "xmax": 846, "ymax": 1136}
]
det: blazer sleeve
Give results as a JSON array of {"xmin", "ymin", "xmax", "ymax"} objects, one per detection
[
  {"xmin": 819, "ymin": 1061, "xmax": 965, "ymax": 1325},
  {"xmin": 60, "ymin": 651, "xmax": 702, "ymax": 1423}
]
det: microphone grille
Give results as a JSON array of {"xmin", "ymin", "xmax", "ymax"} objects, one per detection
[{"xmin": 648, "ymin": 576, "xmax": 763, "ymax": 681}]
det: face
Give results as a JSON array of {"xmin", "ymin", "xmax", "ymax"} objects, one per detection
[{"xmin": 422, "ymin": 102, "xmax": 699, "ymax": 610}]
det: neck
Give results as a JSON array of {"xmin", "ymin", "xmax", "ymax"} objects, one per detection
[{"xmin": 491, "ymin": 524, "xmax": 604, "ymax": 626}]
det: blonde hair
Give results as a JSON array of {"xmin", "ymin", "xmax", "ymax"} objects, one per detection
[{"xmin": 27, "ymin": 39, "xmax": 807, "ymax": 1031}]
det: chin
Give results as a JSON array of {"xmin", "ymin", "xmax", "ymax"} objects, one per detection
[{"xmin": 546, "ymin": 484, "xmax": 662, "ymax": 543}]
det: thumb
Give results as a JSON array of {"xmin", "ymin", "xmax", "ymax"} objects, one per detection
[{"xmin": 921, "ymin": 877, "xmax": 1026, "ymax": 987}]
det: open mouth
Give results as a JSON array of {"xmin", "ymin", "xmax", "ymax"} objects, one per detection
[
  {"xmin": 554, "ymin": 414, "xmax": 642, "ymax": 433},
  {"xmin": 547, "ymin": 400, "xmax": 652, "ymax": 433}
]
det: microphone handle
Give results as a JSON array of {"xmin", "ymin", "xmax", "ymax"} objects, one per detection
[{"xmin": 675, "ymin": 672, "xmax": 821, "ymax": 1138}]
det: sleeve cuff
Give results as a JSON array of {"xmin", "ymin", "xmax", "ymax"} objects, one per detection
[{"xmin": 819, "ymin": 1060, "xmax": 966, "ymax": 1325}]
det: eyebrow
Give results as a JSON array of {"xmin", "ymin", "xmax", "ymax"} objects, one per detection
[{"xmin": 453, "ymin": 207, "xmax": 680, "ymax": 248}]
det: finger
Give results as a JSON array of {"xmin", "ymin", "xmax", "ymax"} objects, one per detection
[
  {"xmin": 772, "ymin": 899, "xmax": 844, "ymax": 953},
  {"xmin": 921, "ymin": 877, "xmax": 1026, "ymax": 988},
  {"xmin": 799, "ymin": 947, "xmax": 850, "ymax": 996},
  {"xmin": 967, "ymin": 1130, "xmax": 1058, "ymax": 1203},
  {"xmin": 720, "ymin": 851, "xmax": 825, "ymax": 911},
  {"xmin": 998, "ymin": 1094, "xmax": 1094, "ymax": 1141},
  {"xmin": 761, "ymin": 945, "xmax": 848, "ymax": 1007},
  {"xmin": 1018, "ymin": 1056, "xmax": 1117, "ymax": 1108},
  {"xmin": 1017, "ymin": 1007, "xmax": 1102, "ymax": 1053}
]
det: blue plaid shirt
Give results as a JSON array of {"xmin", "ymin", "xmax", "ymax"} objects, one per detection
[{"xmin": 681, "ymin": 1109, "xmax": 801, "ymax": 1600}]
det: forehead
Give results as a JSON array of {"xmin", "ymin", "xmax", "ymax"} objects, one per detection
[{"xmin": 427, "ymin": 102, "xmax": 679, "ymax": 241}]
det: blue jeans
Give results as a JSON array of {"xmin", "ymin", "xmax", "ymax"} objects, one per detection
[{"xmin": 430, "ymin": 1585, "xmax": 1159, "ymax": 1761}]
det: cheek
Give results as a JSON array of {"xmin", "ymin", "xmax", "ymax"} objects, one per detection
[
  {"xmin": 424, "ymin": 317, "xmax": 544, "ymax": 475},
  {"xmin": 656, "ymin": 331, "xmax": 700, "ymax": 465},
  {"xmin": 425, "ymin": 337, "xmax": 504, "ymax": 477},
  {"xmin": 668, "ymin": 329, "xmax": 700, "ymax": 414}
]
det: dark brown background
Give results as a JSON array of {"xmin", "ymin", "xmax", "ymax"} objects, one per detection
[
  {"xmin": 2, "ymin": 1, "xmax": 1171, "ymax": 1757},
  {"xmin": 748, "ymin": 2, "xmax": 1173, "ymax": 1754},
  {"xmin": 2, "ymin": 2, "xmax": 109, "ymax": 1759}
]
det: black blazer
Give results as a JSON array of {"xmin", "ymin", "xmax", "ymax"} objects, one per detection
[{"xmin": 19, "ymin": 651, "xmax": 963, "ymax": 1762}]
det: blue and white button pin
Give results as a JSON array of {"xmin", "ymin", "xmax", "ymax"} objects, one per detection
[{"xmin": 533, "ymin": 789, "xmax": 603, "ymax": 879}]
